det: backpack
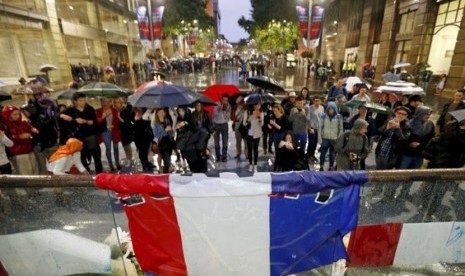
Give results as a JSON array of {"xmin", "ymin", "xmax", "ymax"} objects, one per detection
[{"xmin": 342, "ymin": 131, "xmax": 366, "ymax": 153}]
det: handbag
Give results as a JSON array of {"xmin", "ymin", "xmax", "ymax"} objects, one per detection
[{"xmin": 238, "ymin": 122, "xmax": 249, "ymax": 139}]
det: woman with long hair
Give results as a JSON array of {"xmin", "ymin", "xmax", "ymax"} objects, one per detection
[
  {"xmin": 275, "ymin": 131, "xmax": 301, "ymax": 172},
  {"xmin": 300, "ymin": 87, "xmax": 312, "ymax": 106},
  {"xmin": 153, "ymin": 108, "xmax": 174, "ymax": 173},
  {"xmin": 268, "ymin": 104, "xmax": 287, "ymax": 155},
  {"xmin": 175, "ymin": 106, "xmax": 192, "ymax": 171},
  {"xmin": 243, "ymin": 103, "xmax": 264, "ymax": 173}
]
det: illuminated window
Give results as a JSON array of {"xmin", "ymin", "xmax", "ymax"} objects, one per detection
[{"xmin": 434, "ymin": 0, "xmax": 464, "ymax": 33}]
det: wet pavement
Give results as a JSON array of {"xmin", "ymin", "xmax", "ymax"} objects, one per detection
[{"xmin": 1, "ymin": 64, "xmax": 462, "ymax": 275}]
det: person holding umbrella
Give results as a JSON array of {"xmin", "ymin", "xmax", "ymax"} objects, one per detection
[
  {"xmin": 243, "ymin": 102, "xmax": 264, "ymax": 173},
  {"xmin": 212, "ymin": 94, "xmax": 231, "ymax": 162}
]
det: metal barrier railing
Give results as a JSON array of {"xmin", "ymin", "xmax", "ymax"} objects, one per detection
[
  {"xmin": 1, "ymin": 169, "xmax": 465, "ymax": 275},
  {"xmin": 1, "ymin": 168, "xmax": 465, "ymax": 188}
]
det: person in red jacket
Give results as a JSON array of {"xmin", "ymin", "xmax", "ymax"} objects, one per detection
[
  {"xmin": 96, "ymin": 97, "xmax": 121, "ymax": 171},
  {"xmin": 1, "ymin": 105, "xmax": 39, "ymax": 175}
]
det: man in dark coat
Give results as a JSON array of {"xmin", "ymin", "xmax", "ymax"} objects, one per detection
[
  {"xmin": 420, "ymin": 120, "xmax": 465, "ymax": 220},
  {"xmin": 436, "ymin": 88, "xmax": 465, "ymax": 133}
]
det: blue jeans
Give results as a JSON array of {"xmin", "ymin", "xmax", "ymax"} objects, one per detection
[
  {"xmin": 399, "ymin": 155, "xmax": 423, "ymax": 169},
  {"xmin": 102, "ymin": 131, "xmax": 119, "ymax": 165},
  {"xmin": 294, "ymin": 133, "xmax": 308, "ymax": 156},
  {"xmin": 213, "ymin": 123, "xmax": 228, "ymax": 159},
  {"xmin": 320, "ymin": 139, "xmax": 335, "ymax": 168}
]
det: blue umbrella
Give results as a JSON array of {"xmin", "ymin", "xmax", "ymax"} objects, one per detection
[
  {"xmin": 244, "ymin": 92, "xmax": 277, "ymax": 105},
  {"xmin": 128, "ymin": 84, "xmax": 201, "ymax": 108}
]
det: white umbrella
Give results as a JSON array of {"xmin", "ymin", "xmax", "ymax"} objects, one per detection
[
  {"xmin": 342, "ymin": 77, "xmax": 372, "ymax": 92},
  {"xmin": 0, "ymin": 229, "xmax": 111, "ymax": 275},
  {"xmin": 393, "ymin": 61, "xmax": 411, "ymax": 69},
  {"xmin": 376, "ymin": 83, "xmax": 425, "ymax": 96},
  {"xmin": 39, "ymin": 64, "xmax": 57, "ymax": 72},
  {"xmin": 385, "ymin": 81, "xmax": 417, "ymax": 87}
]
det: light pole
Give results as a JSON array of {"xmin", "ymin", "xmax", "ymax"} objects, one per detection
[{"xmin": 307, "ymin": 0, "xmax": 313, "ymax": 52}]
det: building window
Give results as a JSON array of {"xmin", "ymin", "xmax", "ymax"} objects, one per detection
[
  {"xmin": 398, "ymin": 10, "xmax": 416, "ymax": 34},
  {"xmin": 395, "ymin": 40, "xmax": 411, "ymax": 64},
  {"xmin": 435, "ymin": 0, "xmax": 464, "ymax": 33}
]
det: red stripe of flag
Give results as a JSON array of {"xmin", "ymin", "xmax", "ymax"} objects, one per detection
[
  {"xmin": 96, "ymin": 173, "xmax": 187, "ymax": 275},
  {"xmin": 347, "ymin": 223, "xmax": 403, "ymax": 267}
]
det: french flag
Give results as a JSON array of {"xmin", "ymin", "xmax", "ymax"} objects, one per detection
[{"xmin": 96, "ymin": 171, "xmax": 367, "ymax": 276}]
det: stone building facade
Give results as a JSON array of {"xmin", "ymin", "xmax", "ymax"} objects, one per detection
[
  {"xmin": 0, "ymin": 0, "xmax": 142, "ymax": 87},
  {"xmin": 320, "ymin": 0, "xmax": 465, "ymax": 91}
]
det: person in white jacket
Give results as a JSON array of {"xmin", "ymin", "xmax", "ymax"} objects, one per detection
[
  {"xmin": 0, "ymin": 129, "xmax": 13, "ymax": 174},
  {"xmin": 47, "ymin": 138, "xmax": 88, "ymax": 205}
]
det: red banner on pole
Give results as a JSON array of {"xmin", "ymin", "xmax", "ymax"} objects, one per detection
[
  {"xmin": 152, "ymin": 6, "xmax": 165, "ymax": 39},
  {"xmin": 296, "ymin": 6, "xmax": 309, "ymax": 38},
  {"xmin": 136, "ymin": 1, "xmax": 150, "ymax": 40}
]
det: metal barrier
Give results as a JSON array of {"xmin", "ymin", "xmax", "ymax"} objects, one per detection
[
  {"xmin": 1, "ymin": 169, "xmax": 465, "ymax": 275},
  {"xmin": 2, "ymin": 168, "xmax": 465, "ymax": 187}
]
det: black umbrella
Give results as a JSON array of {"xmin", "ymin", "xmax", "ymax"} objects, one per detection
[
  {"xmin": 0, "ymin": 90, "xmax": 12, "ymax": 102},
  {"xmin": 51, "ymin": 89, "xmax": 77, "ymax": 100},
  {"xmin": 148, "ymin": 70, "xmax": 167, "ymax": 80},
  {"xmin": 128, "ymin": 84, "xmax": 201, "ymax": 108},
  {"xmin": 197, "ymin": 94, "xmax": 216, "ymax": 106},
  {"xmin": 244, "ymin": 92, "xmax": 277, "ymax": 105},
  {"xmin": 246, "ymin": 76, "xmax": 285, "ymax": 92}
]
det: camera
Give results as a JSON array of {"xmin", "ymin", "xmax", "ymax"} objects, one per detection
[{"xmin": 350, "ymin": 153, "xmax": 360, "ymax": 161}]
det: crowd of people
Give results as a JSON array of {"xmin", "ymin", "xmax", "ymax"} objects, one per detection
[{"xmin": 1, "ymin": 75, "xmax": 465, "ymax": 208}]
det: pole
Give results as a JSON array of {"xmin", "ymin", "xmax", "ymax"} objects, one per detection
[
  {"xmin": 147, "ymin": 0, "xmax": 154, "ymax": 49},
  {"xmin": 307, "ymin": 0, "xmax": 313, "ymax": 52}
]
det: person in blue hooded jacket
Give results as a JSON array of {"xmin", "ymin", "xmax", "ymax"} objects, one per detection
[{"xmin": 318, "ymin": 101, "xmax": 344, "ymax": 171}]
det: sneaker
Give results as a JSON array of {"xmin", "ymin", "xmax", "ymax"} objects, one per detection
[
  {"xmin": 248, "ymin": 164, "xmax": 254, "ymax": 172},
  {"xmin": 319, "ymin": 167, "xmax": 324, "ymax": 171},
  {"xmin": 222, "ymin": 157, "xmax": 227, "ymax": 162}
]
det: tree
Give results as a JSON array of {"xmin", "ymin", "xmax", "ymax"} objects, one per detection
[
  {"xmin": 252, "ymin": 21, "xmax": 299, "ymax": 54},
  {"xmin": 193, "ymin": 29, "xmax": 218, "ymax": 55},
  {"xmin": 238, "ymin": 16, "xmax": 254, "ymax": 35},
  {"xmin": 163, "ymin": 0, "xmax": 214, "ymax": 36},
  {"xmin": 238, "ymin": 0, "xmax": 299, "ymax": 36},
  {"xmin": 236, "ymin": 38, "xmax": 249, "ymax": 52}
]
